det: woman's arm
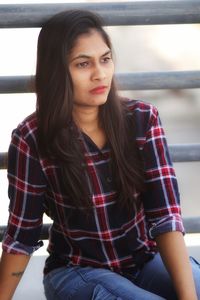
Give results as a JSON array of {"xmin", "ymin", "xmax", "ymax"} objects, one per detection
[
  {"xmin": 0, "ymin": 251, "xmax": 30, "ymax": 300},
  {"xmin": 137, "ymin": 103, "xmax": 197, "ymax": 299},
  {"xmin": 155, "ymin": 231, "xmax": 197, "ymax": 300}
]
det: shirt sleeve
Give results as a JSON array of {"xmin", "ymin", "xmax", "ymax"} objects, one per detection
[
  {"xmin": 2, "ymin": 128, "xmax": 47, "ymax": 255},
  {"xmin": 141, "ymin": 105, "xmax": 185, "ymax": 239}
]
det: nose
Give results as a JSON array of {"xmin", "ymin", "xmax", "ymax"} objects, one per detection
[{"xmin": 92, "ymin": 63, "xmax": 106, "ymax": 81}]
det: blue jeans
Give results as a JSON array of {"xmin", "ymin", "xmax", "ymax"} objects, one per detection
[{"xmin": 43, "ymin": 253, "xmax": 200, "ymax": 300}]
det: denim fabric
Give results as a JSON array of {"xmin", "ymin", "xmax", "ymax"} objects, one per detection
[
  {"xmin": 43, "ymin": 253, "xmax": 200, "ymax": 300},
  {"xmin": 134, "ymin": 253, "xmax": 200, "ymax": 300}
]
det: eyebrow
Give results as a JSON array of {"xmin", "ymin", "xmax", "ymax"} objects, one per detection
[{"xmin": 70, "ymin": 50, "xmax": 112, "ymax": 62}]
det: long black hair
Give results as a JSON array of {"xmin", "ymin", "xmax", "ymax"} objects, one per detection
[{"xmin": 36, "ymin": 10, "xmax": 144, "ymax": 210}]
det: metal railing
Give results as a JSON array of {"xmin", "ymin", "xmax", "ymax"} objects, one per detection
[
  {"xmin": 0, "ymin": 1, "xmax": 200, "ymax": 28},
  {"xmin": 0, "ymin": 1, "xmax": 200, "ymax": 239}
]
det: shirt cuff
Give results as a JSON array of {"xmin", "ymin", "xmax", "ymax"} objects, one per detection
[
  {"xmin": 149, "ymin": 215, "xmax": 185, "ymax": 239},
  {"xmin": 2, "ymin": 234, "xmax": 43, "ymax": 255}
]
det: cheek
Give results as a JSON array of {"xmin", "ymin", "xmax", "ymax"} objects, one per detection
[
  {"xmin": 71, "ymin": 74, "xmax": 90, "ymax": 98},
  {"xmin": 108, "ymin": 64, "xmax": 115, "ymax": 80},
  {"xmin": 71, "ymin": 72, "xmax": 87, "ymax": 89},
  {"xmin": 69, "ymin": 66, "xmax": 87, "ymax": 87}
]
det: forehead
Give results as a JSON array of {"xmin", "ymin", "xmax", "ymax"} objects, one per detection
[{"xmin": 70, "ymin": 30, "xmax": 110, "ymax": 57}]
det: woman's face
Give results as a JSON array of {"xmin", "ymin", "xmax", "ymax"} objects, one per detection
[{"xmin": 68, "ymin": 30, "xmax": 114, "ymax": 109}]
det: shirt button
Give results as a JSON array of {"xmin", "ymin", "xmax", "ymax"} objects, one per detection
[{"xmin": 106, "ymin": 177, "xmax": 112, "ymax": 183}]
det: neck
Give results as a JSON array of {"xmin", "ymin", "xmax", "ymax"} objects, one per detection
[{"xmin": 72, "ymin": 105, "xmax": 100, "ymax": 133}]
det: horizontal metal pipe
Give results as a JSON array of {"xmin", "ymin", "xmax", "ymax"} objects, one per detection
[
  {"xmin": 0, "ymin": 1, "xmax": 200, "ymax": 28},
  {"xmin": 183, "ymin": 217, "xmax": 200, "ymax": 234},
  {"xmin": 1, "ymin": 216, "xmax": 199, "ymax": 242},
  {"xmin": 0, "ymin": 76, "xmax": 34, "ymax": 94},
  {"xmin": 1, "ymin": 71, "xmax": 200, "ymax": 94},
  {"xmin": 116, "ymin": 71, "xmax": 200, "ymax": 90},
  {"xmin": 169, "ymin": 144, "xmax": 200, "ymax": 163},
  {"xmin": 0, "ymin": 152, "xmax": 7, "ymax": 170},
  {"xmin": 1, "ymin": 144, "xmax": 200, "ymax": 170}
]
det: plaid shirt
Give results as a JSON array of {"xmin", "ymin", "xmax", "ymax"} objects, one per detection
[{"xmin": 2, "ymin": 100, "xmax": 184, "ymax": 275}]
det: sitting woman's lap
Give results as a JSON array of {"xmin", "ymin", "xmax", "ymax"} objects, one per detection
[
  {"xmin": 43, "ymin": 253, "xmax": 200, "ymax": 300},
  {"xmin": 134, "ymin": 253, "xmax": 199, "ymax": 299}
]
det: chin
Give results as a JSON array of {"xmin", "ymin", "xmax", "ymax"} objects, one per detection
[
  {"xmin": 91, "ymin": 95, "xmax": 108, "ymax": 106},
  {"xmin": 74, "ymin": 94, "xmax": 109, "ymax": 107}
]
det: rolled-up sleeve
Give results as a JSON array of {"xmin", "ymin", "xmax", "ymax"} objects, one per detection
[
  {"xmin": 2, "ymin": 128, "xmax": 47, "ymax": 255},
  {"xmin": 141, "ymin": 105, "xmax": 185, "ymax": 239}
]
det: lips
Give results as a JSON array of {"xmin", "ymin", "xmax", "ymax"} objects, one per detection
[{"xmin": 89, "ymin": 85, "xmax": 108, "ymax": 94}]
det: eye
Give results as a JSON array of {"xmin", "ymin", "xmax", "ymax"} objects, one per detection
[
  {"xmin": 101, "ymin": 56, "xmax": 112, "ymax": 63},
  {"xmin": 76, "ymin": 61, "xmax": 89, "ymax": 68}
]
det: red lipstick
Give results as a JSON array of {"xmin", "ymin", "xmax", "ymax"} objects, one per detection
[{"xmin": 89, "ymin": 85, "xmax": 107, "ymax": 95}]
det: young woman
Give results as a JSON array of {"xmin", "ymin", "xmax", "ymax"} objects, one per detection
[{"xmin": 0, "ymin": 9, "xmax": 199, "ymax": 300}]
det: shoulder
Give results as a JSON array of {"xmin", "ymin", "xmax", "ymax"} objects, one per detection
[
  {"xmin": 11, "ymin": 112, "xmax": 38, "ymax": 150},
  {"xmin": 123, "ymin": 99, "xmax": 160, "ymax": 132},
  {"xmin": 124, "ymin": 99, "xmax": 158, "ymax": 118},
  {"xmin": 15, "ymin": 112, "xmax": 38, "ymax": 136},
  {"xmin": 14, "ymin": 112, "xmax": 37, "ymax": 137}
]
